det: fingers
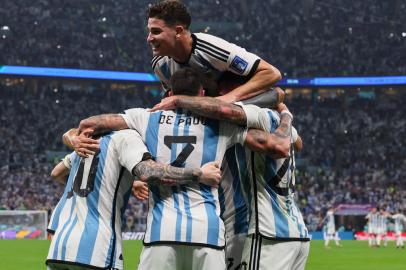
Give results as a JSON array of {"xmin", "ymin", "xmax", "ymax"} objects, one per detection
[{"xmin": 148, "ymin": 103, "xmax": 161, "ymax": 112}]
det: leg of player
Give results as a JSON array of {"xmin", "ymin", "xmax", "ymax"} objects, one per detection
[
  {"xmin": 137, "ymin": 245, "xmax": 178, "ymax": 270},
  {"xmin": 189, "ymin": 246, "xmax": 226, "ymax": 270},
  {"xmin": 242, "ymin": 234, "xmax": 308, "ymax": 270},
  {"xmin": 225, "ymin": 233, "xmax": 247, "ymax": 270}
]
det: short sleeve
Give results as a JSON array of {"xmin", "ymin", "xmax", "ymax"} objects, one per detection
[
  {"xmin": 62, "ymin": 152, "xmax": 75, "ymax": 170},
  {"xmin": 120, "ymin": 108, "xmax": 151, "ymax": 137},
  {"xmin": 113, "ymin": 130, "xmax": 149, "ymax": 173},
  {"xmin": 291, "ymin": 127, "xmax": 298, "ymax": 143},
  {"xmin": 194, "ymin": 33, "xmax": 261, "ymax": 77},
  {"xmin": 241, "ymin": 105, "xmax": 280, "ymax": 131}
]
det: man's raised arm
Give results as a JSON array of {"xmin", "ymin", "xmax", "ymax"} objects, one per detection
[{"xmin": 63, "ymin": 114, "xmax": 128, "ymax": 157}]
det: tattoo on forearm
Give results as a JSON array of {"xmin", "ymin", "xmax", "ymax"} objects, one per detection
[
  {"xmin": 134, "ymin": 160, "xmax": 202, "ymax": 185},
  {"xmin": 177, "ymin": 97, "xmax": 247, "ymax": 125},
  {"xmin": 83, "ymin": 114, "xmax": 126, "ymax": 134},
  {"xmin": 274, "ymin": 113, "xmax": 292, "ymax": 139}
]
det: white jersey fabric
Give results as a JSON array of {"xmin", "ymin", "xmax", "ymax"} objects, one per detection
[
  {"xmin": 393, "ymin": 214, "xmax": 406, "ymax": 234},
  {"xmin": 46, "ymin": 130, "xmax": 147, "ymax": 270},
  {"xmin": 241, "ymin": 105, "xmax": 310, "ymax": 241},
  {"xmin": 122, "ymin": 108, "xmax": 247, "ymax": 248},
  {"xmin": 152, "ymin": 32, "xmax": 261, "ymax": 97},
  {"xmin": 326, "ymin": 210, "xmax": 336, "ymax": 234},
  {"xmin": 366, "ymin": 212, "xmax": 379, "ymax": 234},
  {"xmin": 48, "ymin": 152, "xmax": 75, "ymax": 234}
]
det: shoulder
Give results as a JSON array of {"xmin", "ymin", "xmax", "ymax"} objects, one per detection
[{"xmin": 151, "ymin": 55, "xmax": 169, "ymax": 71}]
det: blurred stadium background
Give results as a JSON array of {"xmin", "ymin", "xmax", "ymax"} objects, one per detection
[{"xmin": 0, "ymin": 0, "xmax": 405, "ymax": 269}]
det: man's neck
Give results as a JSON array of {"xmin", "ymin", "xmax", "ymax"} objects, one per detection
[{"xmin": 171, "ymin": 34, "xmax": 193, "ymax": 63}]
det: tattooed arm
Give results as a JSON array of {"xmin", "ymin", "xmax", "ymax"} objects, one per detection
[
  {"xmin": 78, "ymin": 114, "xmax": 128, "ymax": 135},
  {"xmin": 244, "ymin": 111, "xmax": 293, "ymax": 159},
  {"xmin": 63, "ymin": 114, "xmax": 128, "ymax": 157},
  {"xmin": 133, "ymin": 160, "xmax": 221, "ymax": 188},
  {"xmin": 150, "ymin": 95, "xmax": 247, "ymax": 125}
]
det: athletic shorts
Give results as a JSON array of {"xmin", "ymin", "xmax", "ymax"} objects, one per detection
[
  {"xmin": 225, "ymin": 233, "xmax": 247, "ymax": 270},
  {"xmin": 241, "ymin": 234, "xmax": 310, "ymax": 270},
  {"xmin": 137, "ymin": 244, "xmax": 226, "ymax": 270}
]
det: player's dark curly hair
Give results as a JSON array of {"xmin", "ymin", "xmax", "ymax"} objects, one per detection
[
  {"xmin": 147, "ymin": 0, "xmax": 191, "ymax": 28},
  {"xmin": 170, "ymin": 68, "xmax": 202, "ymax": 96}
]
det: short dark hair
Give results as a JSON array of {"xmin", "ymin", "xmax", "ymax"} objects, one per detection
[
  {"xmin": 147, "ymin": 0, "xmax": 191, "ymax": 28},
  {"xmin": 170, "ymin": 68, "xmax": 202, "ymax": 96}
]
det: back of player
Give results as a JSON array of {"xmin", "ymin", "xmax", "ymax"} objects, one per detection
[
  {"xmin": 366, "ymin": 208, "xmax": 379, "ymax": 247},
  {"xmin": 47, "ymin": 130, "xmax": 147, "ymax": 270},
  {"xmin": 219, "ymin": 144, "xmax": 250, "ymax": 270},
  {"xmin": 122, "ymin": 106, "xmax": 246, "ymax": 270},
  {"xmin": 240, "ymin": 105, "xmax": 309, "ymax": 270}
]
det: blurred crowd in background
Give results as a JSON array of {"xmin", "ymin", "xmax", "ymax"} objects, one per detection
[{"xmin": 1, "ymin": 0, "xmax": 405, "ymax": 77}]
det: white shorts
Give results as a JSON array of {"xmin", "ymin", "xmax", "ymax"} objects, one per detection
[
  {"xmin": 138, "ymin": 244, "xmax": 226, "ymax": 270},
  {"xmin": 225, "ymin": 233, "xmax": 247, "ymax": 270},
  {"xmin": 242, "ymin": 234, "xmax": 310, "ymax": 270}
]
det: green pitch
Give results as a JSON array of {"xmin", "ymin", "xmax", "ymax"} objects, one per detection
[{"xmin": 0, "ymin": 240, "xmax": 405, "ymax": 269}]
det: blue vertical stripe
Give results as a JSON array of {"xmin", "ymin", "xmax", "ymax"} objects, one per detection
[
  {"xmin": 76, "ymin": 135, "xmax": 112, "ymax": 264},
  {"xmin": 171, "ymin": 109, "xmax": 183, "ymax": 241},
  {"xmin": 181, "ymin": 186, "xmax": 193, "ymax": 242},
  {"xmin": 225, "ymin": 146, "xmax": 248, "ymax": 234},
  {"xmin": 146, "ymin": 112, "xmax": 162, "ymax": 158},
  {"xmin": 49, "ymin": 154, "xmax": 80, "ymax": 231},
  {"xmin": 265, "ymin": 186, "xmax": 290, "ymax": 237},
  {"xmin": 182, "ymin": 110, "xmax": 193, "ymax": 242},
  {"xmin": 52, "ymin": 195, "xmax": 77, "ymax": 259},
  {"xmin": 149, "ymin": 185, "xmax": 164, "ymax": 241},
  {"xmin": 200, "ymin": 119, "xmax": 220, "ymax": 245},
  {"xmin": 61, "ymin": 216, "xmax": 78, "ymax": 260},
  {"xmin": 145, "ymin": 112, "xmax": 164, "ymax": 241}
]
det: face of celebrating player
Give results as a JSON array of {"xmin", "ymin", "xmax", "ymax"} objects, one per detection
[{"xmin": 147, "ymin": 18, "xmax": 178, "ymax": 57}]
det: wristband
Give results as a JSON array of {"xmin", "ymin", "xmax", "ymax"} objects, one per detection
[{"xmin": 280, "ymin": 110, "xmax": 293, "ymax": 120}]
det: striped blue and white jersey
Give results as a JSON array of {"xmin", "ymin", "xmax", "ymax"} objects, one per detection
[
  {"xmin": 241, "ymin": 105, "xmax": 310, "ymax": 241},
  {"xmin": 152, "ymin": 32, "xmax": 260, "ymax": 97},
  {"xmin": 47, "ymin": 130, "xmax": 147, "ymax": 270},
  {"xmin": 122, "ymin": 108, "xmax": 247, "ymax": 248},
  {"xmin": 366, "ymin": 212, "xmax": 379, "ymax": 231},
  {"xmin": 392, "ymin": 214, "xmax": 406, "ymax": 233},
  {"xmin": 48, "ymin": 152, "xmax": 75, "ymax": 234},
  {"xmin": 326, "ymin": 210, "xmax": 336, "ymax": 233},
  {"xmin": 377, "ymin": 213, "xmax": 388, "ymax": 232},
  {"xmin": 219, "ymin": 144, "xmax": 250, "ymax": 240}
]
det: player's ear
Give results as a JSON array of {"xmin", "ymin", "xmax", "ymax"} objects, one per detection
[
  {"xmin": 168, "ymin": 90, "xmax": 174, "ymax": 97},
  {"xmin": 175, "ymin": 25, "xmax": 184, "ymax": 38}
]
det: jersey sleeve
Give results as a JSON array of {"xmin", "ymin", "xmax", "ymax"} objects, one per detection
[
  {"xmin": 240, "ymin": 105, "xmax": 280, "ymax": 131},
  {"xmin": 220, "ymin": 122, "xmax": 247, "ymax": 148},
  {"xmin": 120, "ymin": 108, "xmax": 151, "ymax": 138},
  {"xmin": 151, "ymin": 56, "xmax": 171, "ymax": 92},
  {"xmin": 292, "ymin": 127, "xmax": 298, "ymax": 143},
  {"xmin": 61, "ymin": 152, "xmax": 75, "ymax": 170},
  {"xmin": 113, "ymin": 130, "xmax": 149, "ymax": 173},
  {"xmin": 194, "ymin": 33, "xmax": 261, "ymax": 77}
]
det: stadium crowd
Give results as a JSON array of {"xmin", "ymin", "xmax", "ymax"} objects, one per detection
[
  {"xmin": 1, "ymin": 0, "xmax": 405, "ymax": 77},
  {"xmin": 1, "ymin": 82, "xmax": 405, "ymax": 232}
]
